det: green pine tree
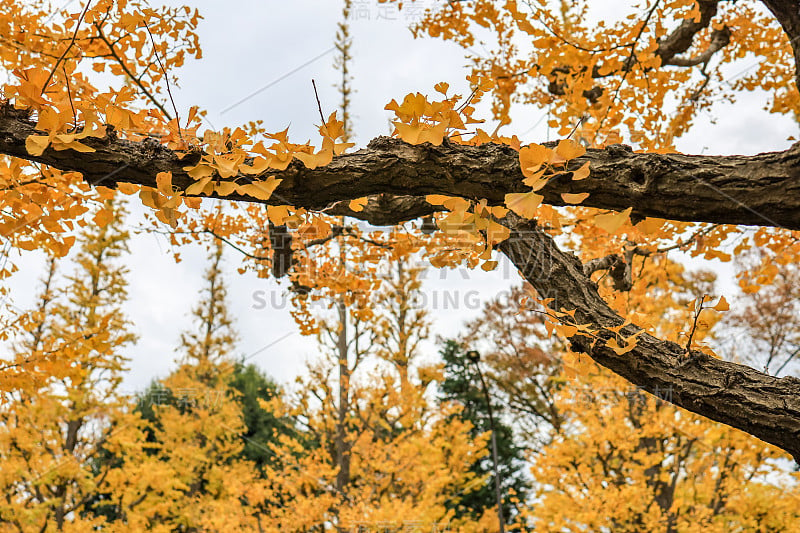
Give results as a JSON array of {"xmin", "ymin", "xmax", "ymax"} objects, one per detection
[
  {"xmin": 229, "ymin": 360, "xmax": 298, "ymax": 472},
  {"xmin": 439, "ymin": 340, "xmax": 532, "ymax": 530}
]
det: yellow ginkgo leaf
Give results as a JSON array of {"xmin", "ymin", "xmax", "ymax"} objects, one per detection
[
  {"xmin": 523, "ymin": 169, "xmax": 548, "ymax": 190},
  {"xmin": 94, "ymin": 186, "xmax": 116, "ymax": 200},
  {"xmin": 215, "ymin": 181, "xmax": 237, "ymax": 196},
  {"xmin": 443, "ymin": 197, "xmax": 470, "ymax": 212},
  {"xmin": 571, "ymin": 161, "xmax": 591, "ymax": 180},
  {"xmin": 555, "ymin": 323, "xmax": 578, "ymax": 337},
  {"xmin": 139, "ymin": 188, "xmax": 163, "ymax": 209},
  {"xmin": 36, "ymin": 108, "xmax": 61, "ymax": 132},
  {"xmin": 490, "ymin": 205, "xmax": 509, "ymax": 218},
  {"xmin": 418, "ymin": 121, "xmax": 448, "ymax": 146},
  {"xmin": 561, "ymin": 192, "xmax": 590, "ymax": 204},
  {"xmin": 185, "ymin": 176, "xmax": 212, "ymax": 195},
  {"xmin": 93, "ymin": 208, "xmax": 113, "ymax": 228},
  {"xmin": 349, "ymin": 197, "xmax": 368, "ymax": 212},
  {"xmin": 333, "ymin": 140, "xmax": 356, "ymax": 155},
  {"xmin": 240, "ymin": 157, "xmax": 270, "ymax": 175},
  {"xmin": 25, "ymin": 135, "xmax": 51, "ymax": 156},
  {"xmin": 712, "ymin": 296, "xmax": 730, "ymax": 311},
  {"xmin": 594, "ymin": 207, "xmax": 632, "ymax": 234},
  {"xmin": 54, "ymin": 139, "xmax": 95, "ymax": 153},
  {"xmin": 519, "ymin": 144, "xmax": 551, "ymax": 178},
  {"xmin": 267, "ymin": 205, "xmax": 292, "ymax": 224},
  {"xmin": 294, "ymin": 148, "xmax": 333, "ymax": 169},
  {"xmin": 606, "ymin": 337, "xmax": 638, "ymax": 355},
  {"xmin": 505, "ymin": 191, "xmax": 543, "ymax": 219},
  {"xmin": 213, "ymin": 154, "xmax": 242, "ymax": 179},
  {"xmin": 156, "ymin": 172, "xmax": 173, "ymax": 197},
  {"xmin": 426, "ymin": 195, "xmax": 452, "ymax": 206},
  {"xmin": 394, "ymin": 121, "xmax": 423, "ymax": 144},
  {"xmin": 184, "ymin": 197, "xmax": 202, "ymax": 209},
  {"xmin": 237, "ymin": 176, "xmax": 282, "ymax": 200},
  {"xmin": 635, "ymin": 217, "xmax": 665, "ymax": 235},
  {"xmin": 117, "ymin": 182, "xmax": 140, "ymax": 195},
  {"xmin": 555, "ymin": 139, "xmax": 586, "ymax": 162},
  {"xmin": 185, "ymin": 163, "xmax": 214, "ymax": 180}
]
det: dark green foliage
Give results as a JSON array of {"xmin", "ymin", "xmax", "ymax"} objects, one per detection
[
  {"xmin": 439, "ymin": 340, "xmax": 531, "ymax": 529},
  {"xmin": 229, "ymin": 359, "xmax": 299, "ymax": 472},
  {"xmin": 133, "ymin": 362, "xmax": 296, "ymax": 471}
]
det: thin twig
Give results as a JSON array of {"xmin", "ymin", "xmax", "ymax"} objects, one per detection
[
  {"xmin": 312, "ymin": 79, "xmax": 326, "ymax": 124},
  {"xmin": 685, "ymin": 294, "xmax": 706, "ymax": 353},
  {"xmin": 144, "ymin": 22, "xmax": 181, "ymax": 138},
  {"xmin": 94, "ymin": 23, "xmax": 173, "ymax": 120},
  {"xmin": 597, "ymin": 0, "xmax": 662, "ymax": 131},
  {"xmin": 63, "ymin": 64, "xmax": 77, "ymax": 130},
  {"xmin": 774, "ymin": 346, "xmax": 800, "ymax": 376},
  {"xmin": 455, "ymin": 86, "xmax": 480, "ymax": 113},
  {"xmin": 41, "ymin": 0, "xmax": 94, "ymax": 95},
  {"xmin": 566, "ymin": 115, "xmax": 586, "ymax": 139}
]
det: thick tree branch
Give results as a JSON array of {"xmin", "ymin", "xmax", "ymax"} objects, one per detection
[
  {"xmin": 663, "ymin": 25, "xmax": 731, "ymax": 68},
  {"xmin": 583, "ymin": 251, "xmax": 633, "ymax": 292},
  {"xmin": 499, "ymin": 218, "xmax": 800, "ymax": 461},
  {"xmin": 656, "ymin": 0, "xmax": 721, "ymax": 65},
  {"xmin": 759, "ymin": 0, "xmax": 800, "ymax": 88},
  {"xmin": 548, "ymin": 0, "xmax": 729, "ymax": 99},
  {"xmin": 3, "ymin": 104, "xmax": 800, "ymax": 458},
  {"xmin": 2, "ymin": 105, "xmax": 800, "ymax": 229}
]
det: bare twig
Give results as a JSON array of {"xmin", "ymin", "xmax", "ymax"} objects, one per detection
[
  {"xmin": 685, "ymin": 294, "xmax": 707, "ymax": 353},
  {"xmin": 94, "ymin": 23, "xmax": 173, "ymax": 120},
  {"xmin": 144, "ymin": 22, "xmax": 181, "ymax": 139},
  {"xmin": 41, "ymin": 0, "xmax": 94, "ymax": 95},
  {"xmin": 63, "ymin": 64, "xmax": 77, "ymax": 130},
  {"xmin": 312, "ymin": 79, "xmax": 326, "ymax": 124}
]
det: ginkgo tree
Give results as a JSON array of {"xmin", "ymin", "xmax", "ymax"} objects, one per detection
[
  {"xmin": 0, "ymin": 199, "xmax": 138, "ymax": 531},
  {"xmin": 459, "ymin": 264, "xmax": 800, "ymax": 530},
  {"xmin": 255, "ymin": 245, "xmax": 488, "ymax": 530},
  {"xmin": 1, "ymin": 0, "xmax": 800, "ymax": 464}
]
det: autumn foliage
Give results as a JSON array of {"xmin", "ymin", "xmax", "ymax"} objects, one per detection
[{"xmin": 1, "ymin": 0, "xmax": 800, "ymax": 530}]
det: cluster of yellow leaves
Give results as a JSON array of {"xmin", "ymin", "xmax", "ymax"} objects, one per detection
[
  {"xmin": 523, "ymin": 233, "xmax": 734, "ymax": 363},
  {"xmin": 383, "ymin": 77, "xmax": 604, "ymax": 269},
  {"xmin": 424, "ymin": 195, "xmax": 509, "ymax": 271},
  {"xmin": 385, "ymin": 79, "xmax": 654, "ymax": 259},
  {"xmin": 24, "ymin": 108, "xmax": 107, "ymax": 156},
  {"xmin": 392, "ymin": 0, "xmax": 798, "ymax": 149},
  {"xmin": 113, "ymin": 112, "xmax": 352, "ymax": 228},
  {"xmin": 288, "ymin": 222, "xmax": 404, "ymax": 334},
  {"xmin": 263, "ymin": 394, "xmax": 486, "ymax": 530},
  {"xmin": 0, "ymin": 0, "xmax": 202, "ymax": 256},
  {"xmin": 0, "ymin": 200, "xmax": 138, "ymax": 530},
  {"xmin": 1, "ymin": 0, "xmax": 794, "ymax": 294},
  {"xmin": 0, "ymin": 0, "xmax": 790, "ymax": 405},
  {"xmin": 458, "ymin": 254, "xmax": 797, "ymax": 530},
  {"xmin": 505, "ymin": 138, "xmax": 590, "ymax": 219},
  {"xmin": 257, "ymin": 256, "xmax": 491, "ymax": 531},
  {"xmin": 385, "ymin": 76, "xmax": 492, "ymax": 146},
  {"xmin": 527, "ymin": 357, "xmax": 800, "ymax": 532},
  {"xmin": 0, "ymin": 162, "xmax": 92, "ymax": 257}
]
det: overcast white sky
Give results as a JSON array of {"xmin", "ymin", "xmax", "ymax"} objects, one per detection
[{"xmin": 4, "ymin": 0, "xmax": 799, "ymax": 392}]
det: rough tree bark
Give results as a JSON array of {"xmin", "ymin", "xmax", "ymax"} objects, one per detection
[
  {"xmin": 2, "ymin": 103, "xmax": 800, "ymax": 459},
  {"xmin": 500, "ymin": 218, "xmax": 800, "ymax": 462},
  {"xmin": 759, "ymin": 0, "xmax": 800, "ymax": 87},
  {"xmin": 2, "ymin": 106, "xmax": 800, "ymax": 229}
]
